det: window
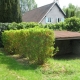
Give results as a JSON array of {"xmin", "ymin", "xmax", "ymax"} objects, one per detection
[
  {"xmin": 48, "ymin": 18, "xmax": 51, "ymax": 22},
  {"xmin": 46, "ymin": 17, "xmax": 48, "ymax": 23},
  {"xmin": 61, "ymin": 18, "xmax": 64, "ymax": 22},
  {"xmin": 58, "ymin": 18, "xmax": 61, "ymax": 22},
  {"xmin": 57, "ymin": 18, "xmax": 64, "ymax": 23},
  {"xmin": 46, "ymin": 17, "xmax": 51, "ymax": 23}
]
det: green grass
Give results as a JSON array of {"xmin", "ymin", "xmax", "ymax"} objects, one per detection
[{"xmin": 0, "ymin": 52, "xmax": 80, "ymax": 80}]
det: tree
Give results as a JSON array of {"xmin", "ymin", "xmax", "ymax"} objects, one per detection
[
  {"xmin": 0, "ymin": 0, "xmax": 22, "ymax": 23},
  {"xmin": 75, "ymin": 6, "xmax": 80, "ymax": 18},
  {"xmin": 20, "ymin": 0, "xmax": 37, "ymax": 14},
  {"xmin": 66, "ymin": 8, "xmax": 69, "ymax": 18},
  {"xmin": 70, "ymin": 10, "xmax": 75, "ymax": 17},
  {"xmin": 63, "ymin": 3, "xmax": 75, "ymax": 18},
  {"xmin": 63, "ymin": 3, "xmax": 80, "ymax": 18}
]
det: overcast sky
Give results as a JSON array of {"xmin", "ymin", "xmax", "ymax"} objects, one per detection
[{"xmin": 35, "ymin": 0, "xmax": 80, "ymax": 8}]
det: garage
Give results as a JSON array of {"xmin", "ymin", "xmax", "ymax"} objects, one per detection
[{"xmin": 54, "ymin": 31, "xmax": 80, "ymax": 56}]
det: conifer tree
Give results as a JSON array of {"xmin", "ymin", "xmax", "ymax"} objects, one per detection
[{"xmin": 0, "ymin": 0, "xmax": 22, "ymax": 23}]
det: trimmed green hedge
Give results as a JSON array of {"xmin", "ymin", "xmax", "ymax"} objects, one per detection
[
  {"xmin": 2, "ymin": 27, "xmax": 55, "ymax": 64},
  {"xmin": 0, "ymin": 22, "xmax": 43, "ymax": 47},
  {"xmin": 44, "ymin": 22, "xmax": 66, "ymax": 30},
  {"xmin": 8, "ymin": 22, "xmax": 43, "ymax": 30},
  {"xmin": 0, "ymin": 22, "xmax": 43, "ymax": 30}
]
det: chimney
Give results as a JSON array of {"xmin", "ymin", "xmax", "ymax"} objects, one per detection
[{"xmin": 54, "ymin": 0, "xmax": 59, "ymax": 4}]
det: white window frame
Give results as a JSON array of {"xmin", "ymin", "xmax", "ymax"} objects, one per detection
[
  {"xmin": 46, "ymin": 17, "xmax": 52, "ymax": 23},
  {"xmin": 48, "ymin": 18, "xmax": 51, "ymax": 22},
  {"xmin": 57, "ymin": 18, "xmax": 64, "ymax": 23}
]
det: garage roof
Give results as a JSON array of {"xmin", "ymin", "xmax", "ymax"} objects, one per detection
[{"xmin": 54, "ymin": 31, "xmax": 80, "ymax": 40}]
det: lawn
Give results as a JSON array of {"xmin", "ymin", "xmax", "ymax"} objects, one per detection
[{"xmin": 0, "ymin": 52, "xmax": 80, "ymax": 80}]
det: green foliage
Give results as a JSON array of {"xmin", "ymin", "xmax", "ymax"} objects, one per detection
[
  {"xmin": 65, "ymin": 17, "xmax": 80, "ymax": 31},
  {"xmin": 0, "ymin": 22, "xmax": 43, "ymax": 31},
  {"xmin": 2, "ymin": 28, "xmax": 55, "ymax": 64},
  {"xmin": 0, "ymin": 22, "xmax": 43, "ymax": 47},
  {"xmin": 0, "ymin": 23, "xmax": 11, "ymax": 47},
  {"xmin": 63, "ymin": 3, "xmax": 76, "ymax": 18},
  {"xmin": 20, "ymin": 0, "xmax": 37, "ymax": 14},
  {"xmin": 8, "ymin": 22, "xmax": 43, "ymax": 30},
  {"xmin": 0, "ymin": 0, "xmax": 22, "ymax": 23},
  {"xmin": 0, "ymin": 23, "xmax": 10, "ymax": 30},
  {"xmin": 44, "ymin": 22, "xmax": 66, "ymax": 30},
  {"xmin": 63, "ymin": 3, "xmax": 80, "ymax": 18}
]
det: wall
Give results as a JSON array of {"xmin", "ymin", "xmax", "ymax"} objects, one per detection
[{"xmin": 41, "ymin": 4, "xmax": 65, "ymax": 24}]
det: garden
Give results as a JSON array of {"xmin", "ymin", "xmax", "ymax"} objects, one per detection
[{"xmin": 0, "ymin": 17, "xmax": 80, "ymax": 80}]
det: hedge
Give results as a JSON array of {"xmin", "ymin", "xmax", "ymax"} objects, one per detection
[
  {"xmin": 8, "ymin": 22, "xmax": 43, "ymax": 30},
  {"xmin": 44, "ymin": 22, "xmax": 66, "ymax": 30},
  {"xmin": 2, "ymin": 27, "xmax": 55, "ymax": 64},
  {"xmin": 0, "ymin": 22, "xmax": 43, "ymax": 30},
  {"xmin": 65, "ymin": 17, "xmax": 80, "ymax": 31},
  {"xmin": 0, "ymin": 22, "xmax": 43, "ymax": 47}
]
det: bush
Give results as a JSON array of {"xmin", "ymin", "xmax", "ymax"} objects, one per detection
[
  {"xmin": 0, "ymin": 22, "xmax": 44, "ymax": 48},
  {"xmin": 44, "ymin": 22, "xmax": 66, "ymax": 30},
  {"xmin": 8, "ymin": 22, "xmax": 43, "ymax": 30},
  {"xmin": 65, "ymin": 17, "xmax": 80, "ymax": 31},
  {"xmin": 2, "ymin": 27, "xmax": 55, "ymax": 64}
]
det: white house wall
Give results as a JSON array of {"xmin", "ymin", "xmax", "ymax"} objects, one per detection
[{"xmin": 41, "ymin": 4, "xmax": 65, "ymax": 24}]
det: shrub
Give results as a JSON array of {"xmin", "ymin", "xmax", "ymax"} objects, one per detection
[
  {"xmin": 65, "ymin": 17, "xmax": 80, "ymax": 31},
  {"xmin": 0, "ymin": 22, "xmax": 44, "ymax": 48},
  {"xmin": 44, "ymin": 22, "xmax": 66, "ymax": 30},
  {"xmin": 8, "ymin": 22, "xmax": 43, "ymax": 30},
  {"xmin": 2, "ymin": 27, "xmax": 55, "ymax": 64}
]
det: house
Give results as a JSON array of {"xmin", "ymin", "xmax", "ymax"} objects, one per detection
[{"xmin": 22, "ymin": 1, "xmax": 66, "ymax": 24}]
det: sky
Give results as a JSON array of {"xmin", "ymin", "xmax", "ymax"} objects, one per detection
[{"xmin": 35, "ymin": 0, "xmax": 80, "ymax": 8}]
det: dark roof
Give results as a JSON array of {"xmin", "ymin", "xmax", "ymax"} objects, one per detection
[
  {"xmin": 54, "ymin": 31, "xmax": 80, "ymax": 40},
  {"xmin": 22, "ymin": 2, "xmax": 65, "ymax": 22}
]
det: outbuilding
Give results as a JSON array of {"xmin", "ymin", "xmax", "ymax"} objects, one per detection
[{"xmin": 54, "ymin": 31, "xmax": 80, "ymax": 55}]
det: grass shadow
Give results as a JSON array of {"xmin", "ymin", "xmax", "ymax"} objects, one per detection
[{"xmin": 0, "ymin": 53, "xmax": 38, "ymax": 71}]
